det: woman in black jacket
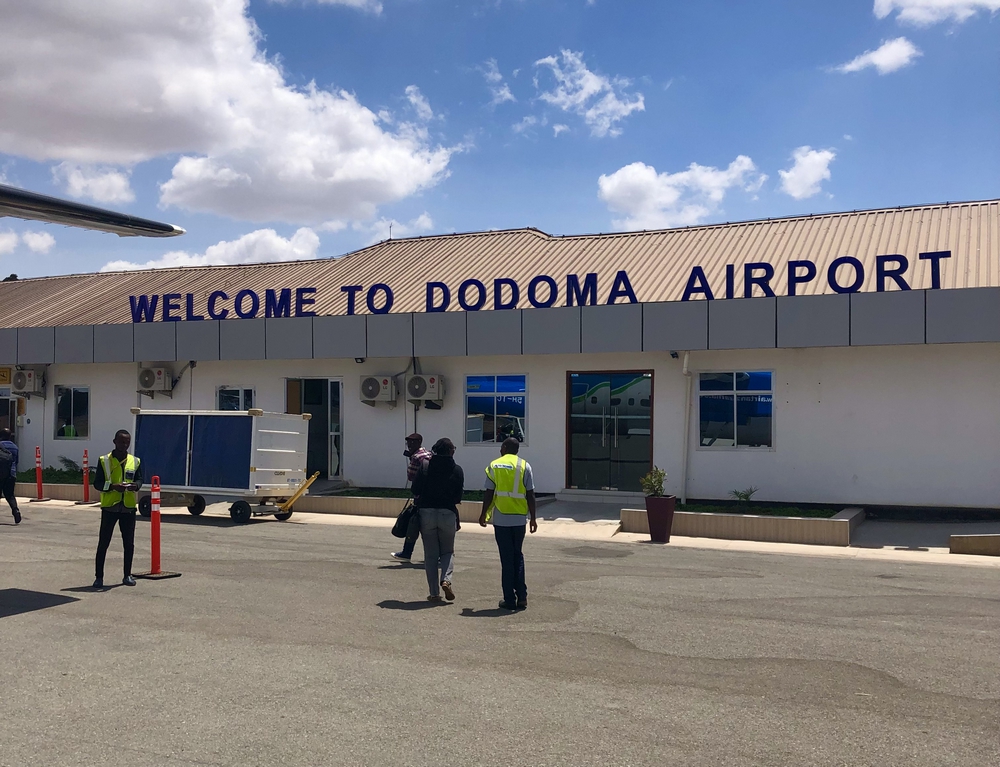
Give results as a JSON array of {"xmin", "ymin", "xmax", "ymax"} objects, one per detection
[{"xmin": 411, "ymin": 437, "xmax": 463, "ymax": 602}]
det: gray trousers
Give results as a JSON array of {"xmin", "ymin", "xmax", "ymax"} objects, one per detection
[{"xmin": 419, "ymin": 508, "xmax": 456, "ymax": 597}]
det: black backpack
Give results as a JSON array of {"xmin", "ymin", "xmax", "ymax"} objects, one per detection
[{"xmin": 0, "ymin": 445, "xmax": 13, "ymax": 481}]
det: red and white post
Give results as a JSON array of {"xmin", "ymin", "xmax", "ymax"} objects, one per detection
[
  {"xmin": 150, "ymin": 476, "xmax": 161, "ymax": 575},
  {"xmin": 75, "ymin": 449, "xmax": 94, "ymax": 505},
  {"xmin": 28, "ymin": 445, "xmax": 49, "ymax": 502},
  {"xmin": 135, "ymin": 476, "xmax": 180, "ymax": 580}
]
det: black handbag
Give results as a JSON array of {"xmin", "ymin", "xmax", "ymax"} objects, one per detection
[{"xmin": 391, "ymin": 500, "xmax": 417, "ymax": 538}]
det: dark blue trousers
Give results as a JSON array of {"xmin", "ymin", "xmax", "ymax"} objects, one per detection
[{"xmin": 493, "ymin": 525, "xmax": 527, "ymax": 604}]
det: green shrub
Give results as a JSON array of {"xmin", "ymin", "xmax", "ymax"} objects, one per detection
[{"xmin": 640, "ymin": 466, "xmax": 667, "ymax": 497}]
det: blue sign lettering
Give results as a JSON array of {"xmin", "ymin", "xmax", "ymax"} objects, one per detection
[
  {"xmin": 235, "ymin": 289, "xmax": 260, "ymax": 319},
  {"xmin": 567, "ymin": 273, "xmax": 598, "ymax": 306},
  {"xmin": 606, "ymin": 270, "xmax": 637, "ymax": 305},
  {"xmin": 876, "ymin": 255, "xmax": 910, "ymax": 292},
  {"xmin": 827, "ymin": 256, "xmax": 865, "ymax": 294},
  {"xmin": 743, "ymin": 263, "xmax": 775, "ymax": 299},
  {"xmin": 341, "ymin": 285, "xmax": 362, "ymax": 316},
  {"xmin": 681, "ymin": 267, "xmax": 715, "ymax": 301},
  {"xmin": 185, "ymin": 293, "xmax": 204, "ymax": 321},
  {"xmin": 787, "ymin": 260, "xmax": 817, "ymax": 296},
  {"xmin": 265, "ymin": 288, "xmax": 292, "ymax": 318},
  {"xmin": 161, "ymin": 293, "xmax": 182, "ymax": 322},
  {"xmin": 528, "ymin": 275, "xmax": 557, "ymax": 308},
  {"xmin": 426, "ymin": 282, "xmax": 450, "ymax": 312},
  {"xmin": 458, "ymin": 279, "xmax": 487, "ymax": 311},
  {"xmin": 367, "ymin": 283, "xmax": 394, "ymax": 314},
  {"xmin": 295, "ymin": 287, "xmax": 317, "ymax": 317},
  {"xmin": 919, "ymin": 250, "xmax": 951, "ymax": 289},
  {"xmin": 208, "ymin": 291, "xmax": 229, "ymax": 320},
  {"xmin": 494, "ymin": 278, "xmax": 519, "ymax": 310},
  {"xmin": 129, "ymin": 294, "xmax": 159, "ymax": 323}
]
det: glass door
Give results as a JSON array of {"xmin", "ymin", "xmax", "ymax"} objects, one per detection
[
  {"xmin": 568, "ymin": 371, "xmax": 652, "ymax": 491},
  {"xmin": 286, "ymin": 378, "xmax": 342, "ymax": 480}
]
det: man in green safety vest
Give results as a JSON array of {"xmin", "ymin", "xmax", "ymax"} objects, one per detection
[
  {"xmin": 92, "ymin": 429, "xmax": 143, "ymax": 588},
  {"xmin": 479, "ymin": 437, "xmax": 537, "ymax": 610}
]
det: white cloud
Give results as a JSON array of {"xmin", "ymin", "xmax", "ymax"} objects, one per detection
[
  {"xmin": 52, "ymin": 163, "xmax": 135, "ymax": 204},
  {"xmin": 21, "ymin": 231, "xmax": 56, "ymax": 254},
  {"xmin": 534, "ymin": 50, "xmax": 644, "ymax": 137},
  {"xmin": 553, "ymin": 124, "xmax": 570, "ymax": 137},
  {"xmin": 0, "ymin": 231, "xmax": 18, "ymax": 256},
  {"xmin": 778, "ymin": 146, "xmax": 836, "ymax": 200},
  {"xmin": 405, "ymin": 85, "xmax": 435, "ymax": 122},
  {"xmin": 512, "ymin": 116, "xmax": 540, "ymax": 134},
  {"xmin": 874, "ymin": 0, "xmax": 1000, "ymax": 25},
  {"xmin": 598, "ymin": 156, "xmax": 766, "ymax": 230},
  {"xmin": 101, "ymin": 227, "xmax": 321, "ymax": 271},
  {"xmin": 354, "ymin": 212, "xmax": 434, "ymax": 243},
  {"xmin": 836, "ymin": 37, "xmax": 921, "ymax": 74},
  {"xmin": 0, "ymin": 1, "xmax": 451, "ymax": 225},
  {"xmin": 481, "ymin": 59, "xmax": 516, "ymax": 106},
  {"xmin": 270, "ymin": 0, "xmax": 383, "ymax": 11}
]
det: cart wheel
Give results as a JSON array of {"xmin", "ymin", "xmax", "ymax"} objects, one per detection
[
  {"xmin": 138, "ymin": 496, "xmax": 152, "ymax": 517},
  {"xmin": 274, "ymin": 511, "xmax": 293, "ymax": 521},
  {"xmin": 229, "ymin": 500, "xmax": 252, "ymax": 523},
  {"xmin": 188, "ymin": 495, "xmax": 206, "ymax": 516}
]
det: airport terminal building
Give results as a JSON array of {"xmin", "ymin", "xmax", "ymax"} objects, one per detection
[{"xmin": 0, "ymin": 199, "xmax": 998, "ymax": 508}]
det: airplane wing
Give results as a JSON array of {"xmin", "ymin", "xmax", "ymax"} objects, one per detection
[{"xmin": 0, "ymin": 183, "xmax": 185, "ymax": 238}]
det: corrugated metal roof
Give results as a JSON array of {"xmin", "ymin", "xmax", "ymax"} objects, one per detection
[{"xmin": 1, "ymin": 199, "xmax": 997, "ymax": 328}]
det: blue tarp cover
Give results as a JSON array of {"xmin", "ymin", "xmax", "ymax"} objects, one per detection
[
  {"xmin": 134, "ymin": 414, "xmax": 189, "ymax": 486},
  {"xmin": 189, "ymin": 415, "xmax": 253, "ymax": 489}
]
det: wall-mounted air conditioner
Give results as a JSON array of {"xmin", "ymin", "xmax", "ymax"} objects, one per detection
[
  {"xmin": 138, "ymin": 367, "xmax": 173, "ymax": 393},
  {"xmin": 360, "ymin": 375, "xmax": 397, "ymax": 406},
  {"xmin": 407, "ymin": 374, "xmax": 445, "ymax": 403},
  {"xmin": 12, "ymin": 369, "xmax": 43, "ymax": 396}
]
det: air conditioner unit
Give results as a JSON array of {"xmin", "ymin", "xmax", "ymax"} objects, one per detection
[
  {"xmin": 407, "ymin": 374, "xmax": 445, "ymax": 403},
  {"xmin": 12, "ymin": 369, "xmax": 43, "ymax": 395},
  {"xmin": 137, "ymin": 367, "xmax": 173, "ymax": 392},
  {"xmin": 360, "ymin": 375, "xmax": 396, "ymax": 404}
]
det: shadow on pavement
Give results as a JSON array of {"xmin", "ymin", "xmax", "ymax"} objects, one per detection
[
  {"xmin": 377, "ymin": 599, "xmax": 450, "ymax": 611},
  {"xmin": 459, "ymin": 607, "xmax": 516, "ymax": 618},
  {"xmin": 851, "ymin": 520, "xmax": 1000, "ymax": 550},
  {"xmin": 0, "ymin": 588, "xmax": 79, "ymax": 618},
  {"xmin": 141, "ymin": 515, "xmax": 266, "ymax": 528},
  {"xmin": 62, "ymin": 584, "xmax": 123, "ymax": 593},
  {"xmin": 376, "ymin": 563, "xmax": 423, "ymax": 570}
]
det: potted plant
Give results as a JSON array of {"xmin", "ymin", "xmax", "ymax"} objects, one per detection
[{"xmin": 640, "ymin": 466, "xmax": 676, "ymax": 543}]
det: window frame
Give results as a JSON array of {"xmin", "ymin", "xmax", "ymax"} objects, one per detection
[
  {"xmin": 216, "ymin": 386, "xmax": 255, "ymax": 412},
  {"xmin": 464, "ymin": 373, "xmax": 529, "ymax": 446},
  {"xmin": 695, "ymin": 370, "xmax": 775, "ymax": 451},
  {"xmin": 53, "ymin": 385, "xmax": 90, "ymax": 440}
]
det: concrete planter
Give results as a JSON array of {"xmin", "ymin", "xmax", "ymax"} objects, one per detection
[
  {"xmin": 621, "ymin": 507, "xmax": 865, "ymax": 547},
  {"xmin": 15, "ymin": 482, "xmax": 87, "ymax": 502}
]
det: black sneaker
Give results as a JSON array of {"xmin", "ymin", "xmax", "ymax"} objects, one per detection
[
  {"xmin": 122, "ymin": 575, "xmax": 136, "ymax": 587},
  {"xmin": 92, "ymin": 578, "xmax": 104, "ymax": 589},
  {"xmin": 391, "ymin": 552, "xmax": 411, "ymax": 562},
  {"xmin": 516, "ymin": 599, "xmax": 527, "ymax": 610},
  {"xmin": 498, "ymin": 600, "xmax": 517, "ymax": 610},
  {"xmin": 12, "ymin": 510, "xmax": 21, "ymax": 525}
]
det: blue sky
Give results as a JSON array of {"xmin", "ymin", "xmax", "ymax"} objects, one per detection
[{"xmin": 0, "ymin": 0, "xmax": 997, "ymax": 277}]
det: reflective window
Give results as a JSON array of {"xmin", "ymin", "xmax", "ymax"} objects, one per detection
[
  {"xmin": 698, "ymin": 372, "xmax": 772, "ymax": 448},
  {"xmin": 466, "ymin": 375, "xmax": 527, "ymax": 444},
  {"xmin": 54, "ymin": 386, "xmax": 89, "ymax": 439},
  {"xmin": 218, "ymin": 388, "xmax": 254, "ymax": 411}
]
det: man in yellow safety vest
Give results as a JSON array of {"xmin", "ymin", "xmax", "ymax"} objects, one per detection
[
  {"xmin": 92, "ymin": 429, "xmax": 143, "ymax": 589},
  {"xmin": 479, "ymin": 437, "xmax": 537, "ymax": 610}
]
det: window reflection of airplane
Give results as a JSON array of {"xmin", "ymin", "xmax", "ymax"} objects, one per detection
[
  {"xmin": 0, "ymin": 183, "xmax": 185, "ymax": 237},
  {"xmin": 571, "ymin": 377, "xmax": 651, "ymax": 417}
]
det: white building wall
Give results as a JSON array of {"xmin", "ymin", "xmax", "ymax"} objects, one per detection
[{"xmin": 17, "ymin": 342, "xmax": 1000, "ymax": 508}]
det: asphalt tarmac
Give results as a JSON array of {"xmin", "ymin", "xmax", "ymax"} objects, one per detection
[{"xmin": 1, "ymin": 506, "xmax": 998, "ymax": 767}]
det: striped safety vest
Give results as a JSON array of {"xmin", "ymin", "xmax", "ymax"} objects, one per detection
[
  {"xmin": 99, "ymin": 453, "xmax": 141, "ymax": 509},
  {"xmin": 485, "ymin": 453, "xmax": 528, "ymax": 521}
]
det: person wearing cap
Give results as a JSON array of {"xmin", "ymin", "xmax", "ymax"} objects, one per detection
[{"xmin": 391, "ymin": 432, "xmax": 432, "ymax": 562}]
